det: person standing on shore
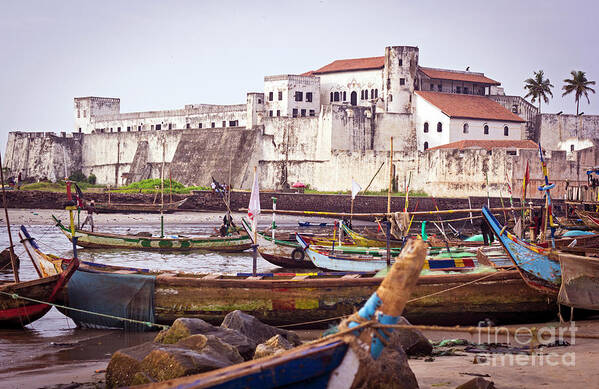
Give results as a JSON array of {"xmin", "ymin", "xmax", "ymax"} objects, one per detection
[
  {"xmin": 17, "ymin": 172, "xmax": 22, "ymax": 190},
  {"xmin": 80, "ymin": 200, "xmax": 96, "ymax": 231}
]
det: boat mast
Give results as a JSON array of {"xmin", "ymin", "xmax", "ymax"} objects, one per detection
[
  {"xmin": 0, "ymin": 154, "xmax": 19, "ymax": 282},
  {"xmin": 161, "ymin": 141, "xmax": 165, "ymax": 238}
]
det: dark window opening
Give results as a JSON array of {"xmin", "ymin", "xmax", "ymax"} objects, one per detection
[
  {"xmin": 127, "ymin": 126, "xmax": 131, "ymax": 132},
  {"xmin": 110, "ymin": 127, "xmax": 113, "ymax": 132},
  {"xmin": 278, "ymin": 91, "xmax": 282, "ymax": 100},
  {"xmin": 424, "ymin": 122, "xmax": 429, "ymax": 133},
  {"xmin": 351, "ymin": 91, "xmax": 357, "ymax": 106},
  {"xmin": 229, "ymin": 120, "xmax": 238, "ymax": 126},
  {"xmin": 361, "ymin": 90, "xmax": 364, "ymax": 100},
  {"xmin": 138, "ymin": 125, "xmax": 142, "ymax": 131},
  {"xmin": 301, "ymin": 109, "xmax": 306, "ymax": 117},
  {"xmin": 330, "ymin": 92, "xmax": 333, "ymax": 102},
  {"xmin": 463, "ymin": 123, "xmax": 469, "ymax": 133},
  {"xmin": 430, "ymin": 83, "xmax": 434, "ymax": 90},
  {"xmin": 370, "ymin": 89, "xmax": 374, "ymax": 99},
  {"xmin": 199, "ymin": 123, "xmax": 203, "ymax": 128},
  {"xmin": 512, "ymin": 105, "xmax": 518, "ymax": 113},
  {"xmin": 269, "ymin": 110, "xmax": 273, "ymax": 117},
  {"xmin": 374, "ymin": 89, "xmax": 378, "ymax": 98},
  {"xmin": 388, "ymin": 94, "xmax": 393, "ymax": 102},
  {"xmin": 399, "ymin": 59, "xmax": 403, "ymax": 66},
  {"xmin": 292, "ymin": 108, "xmax": 298, "ymax": 118},
  {"xmin": 484, "ymin": 125, "xmax": 489, "ymax": 134},
  {"xmin": 309, "ymin": 109, "xmax": 315, "ymax": 117},
  {"xmin": 258, "ymin": 99, "xmax": 262, "ymax": 104},
  {"xmin": 117, "ymin": 127, "xmax": 121, "ymax": 132},
  {"xmin": 438, "ymin": 84, "xmax": 442, "ymax": 92},
  {"xmin": 168, "ymin": 123, "xmax": 172, "ymax": 130},
  {"xmin": 222, "ymin": 121, "xmax": 226, "ymax": 127},
  {"xmin": 507, "ymin": 150, "xmax": 517, "ymax": 155},
  {"xmin": 571, "ymin": 144, "xmax": 575, "ymax": 152},
  {"xmin": 504, "ymin": 126, "xmax": 509, "ymax": 136},
  {"xmin": 365, "ymin": 90, "xmax": 369, "ymax": 99},
  {"xmin": 186, "ymin": 123, "xmax": 190, "ymax": 129},
  {"xmin": 423, "ymin": 141, "xmax": 429, "ymax": 151},
  {"xmin": 78, "ymin": 128, "xmax": 81, "ymax": 133},
  {"xmin": 156, "ymin": 124, "xmax": 161, "ymax": 130},
  {"xmin": 295, "ymin": 91, "xmax": 303, "ymax": 102},
  {"xmin": 268, "ymin": 91, "xmax": 273, "ymax": 101},
  {"xmin": 437, "ymin": 122, "xmax": 442, "ymax": 132},
  {"xmin": 211, "ymin": 122, "xmax": 215, "ymax": 128},
  {"xmin": 463, "ymin": 87, "xmax": 469, "ymax": 94},
  {"xmin": 399, "ymin": 78, "xmax": 405, "ymax": 86},
  {"xmin": 306, "ymin": 92, "xmax": 313, "ymax": 102},
  {"xmin": 343, "ymin": 91, "xmax": 347, "ymax": 101},
  {"xmin": 456, "ymin": 86, "xmax": 461, "ymax": 93},
  {"xmin": 334, "ymin": 92, "xmax": 339, "ymax": 102},
  {"xmin": 276, "ymin": 110, "xmax": 280, "ymax": 117}
]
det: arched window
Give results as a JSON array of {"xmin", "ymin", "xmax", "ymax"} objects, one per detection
[
  {"xmin": 330, "ymin": 92, "xmax": 333, "ymax": 102},
  {"xmin": 504, "ymin": 125, "xmax": 509, "ymax": 136},
  {"xmin": 334, "ymin": 92, "xmax": 339, "ymax": 102},
  {"xmin": 424, "ymin": 122, "xmax": 429, "ymax": 133},
  {"xmin": 371, "ymin": 89, "xmax": 374, "ymax": 99},
  {"xmin": 375, "ymin": 89, "xmax": 378, "ymax": 98},
  {"xmin": 437, "ymin": 122, "xmax": 442, "ymax": 132},
  {"xmin": 570, "ymin": 144, "xmax": 575, "ymax": 152},
  {"xmin": 463, "ymin": 123, "xmax": 469, "ymax": 134},
  {"xmin": 343, "ymin": 91, "xmax": 347, "ymax": 101},
  {"xmin": 423, "ymin": 141, "xmax": 429, "ymax": 151},
  {"xmin": 484, "ymin": 124, "xmax": 489, "ymax": 135},
  {"xmin": 365, "ymin": 90, "xmax": 369, "ymax": 99},
  {"xmin": 361, "ymin": 90, "xmax": 365, "ymax": 100},
  {"xmin": 388, "ymin": 94, "xmax": 393, "ymax": 102}
]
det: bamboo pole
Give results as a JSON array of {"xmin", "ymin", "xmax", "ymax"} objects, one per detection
[
  {"xmin": 249, "ymin": 206, "xmax": 535, "ymax": 218},
  {"xmin": 388, "ymin": 139, "xmax": 394, "ymax": 209},
  {"xmin": 161, "ymin": 142, "xmax": 165, "ymax": 238},
  {"xmin": 169, "ymin": 167, "xmax": 173, "ymax": 203},
  {"xmin": 0, "ymin": 154, "xmax": 19, "ymax": 282}
]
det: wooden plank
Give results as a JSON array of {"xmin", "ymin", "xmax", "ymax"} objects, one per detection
[
  {"xmin": 202, "ymin": 274, "xmax": 222, "ymax": 280},
  {"xmin": 341, "ymin": 274, "xmax": 361, "ymax": 279},
  {"xmin": 292, "ymin": 275, "xmax": 310, "ymax": 280},
  {"xmin": 246, "ymin": 276, "xmax": 263, "ymax": 280}
]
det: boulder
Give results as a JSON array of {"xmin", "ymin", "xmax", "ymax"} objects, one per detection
[
  {"xmin": 456, "ymin": 377, "xmax": 496, "ymax": 389},
  {"xmin": 106, "ymin": 342, "xmax": 162, "ymax": 388},
  {"xmin": 388, "ymin": 316, "xmax": 433, "ymax": 356},
  {"xmin": 221, "ymin": 310, "xmax": 301, "ymax": 346},
  {"xmin": 253, "ymin": 334, "xmax": 294, "ymax": 359},
  {"xmin": 140, "ymin": 338, "xmax": 241, "ymax": 382},
  {"xmin": 154, "ymin": 317, "xmax": 256, "ymax": 360}
]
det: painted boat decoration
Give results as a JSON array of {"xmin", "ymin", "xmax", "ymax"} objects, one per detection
[
  {"xmin": 557, "ymin": 251, "xmax": 599, "ymax": 311},
  {"xmin": 93, "ymin": 198, "xmax": 189, "ymax": 213},
  {"xmin": 53, "ymin": 215, "xmax": 252, "ymax": 252},
  {"xmin": 297, "ymin": 234, "xmax": 476, "ymax": 273},
  {"xmin": 138, "ymin": 239, "xmax": 428, "ymax": 389},
  {"xmin": 481, "ymin": 206, "xmax": 561, "ymax": 295},
  {"xmin": 0, "ymin": 227, "xmax": 79, "ymax": 328},
  {"xmin": 340, "ymin": 221, "xmax": 403, "ymax": 248}
]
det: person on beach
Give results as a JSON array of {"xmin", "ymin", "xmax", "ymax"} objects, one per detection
[
  {"xmin": 80, "ymin": 200, "xmax": 96, "ymax": 231},
  {"xmin": 480, "ymin": 218, "xmax": 494, "ymax": 246},
  {"xmin": 17, "ymin": 172, "xmax": 22, "ymax": 190}
]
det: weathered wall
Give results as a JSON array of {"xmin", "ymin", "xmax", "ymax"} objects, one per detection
[
  {"xmin": 4, "ymin": 132, "xmax": 82, "ymax": 182},
  {"xmin": 539, "ymin": 113, "xmax": 599, "ymax": 150}
]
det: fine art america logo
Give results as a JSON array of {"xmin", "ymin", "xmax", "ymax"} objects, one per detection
[{"xmin": 475, "ymin": 322, "xmax": 577, "ymax": 367}]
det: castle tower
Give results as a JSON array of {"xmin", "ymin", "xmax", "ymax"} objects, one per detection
[
  {"xmin": 74, "ymin": 97, "xmax": 120, "ymax": 133},
  {"xmin": 246, "ymin": 92, "xmax": 265, "ymax": 129},
  {"xmin": 382, "ymin": 46, "xmax": 419, "ymax": 114}
]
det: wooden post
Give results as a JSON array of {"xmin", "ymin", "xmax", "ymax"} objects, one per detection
[
  {"xmin": 385, "ymin": 221, "xmax": 391, "ymax": 267},
  {"xmin": 350, "ymin": 197, "xmax": 354, "ymax": 224},
  {"xmin": 252, "ymin": 166, "xmax": 258, "ymax": 276},
  {"xmin": 271, "ymin": 197, "xmax": 277, "ymax": 241},
  {"xmin": 161, "ymin": 142, "xmax": 165, "ymax": 238},
  {"xmin": 0, "ymin": 154, "xmax": 19, "ymax": 282},
  {"xmin": 169, "ymin": 167, "xmax": 173, "ymax": 203},
  {"xmin": 387, "ymin": 137, "xmax": 393, "ymax": 214}
]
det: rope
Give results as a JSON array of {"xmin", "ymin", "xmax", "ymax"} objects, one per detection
[{"xmin": 0, "ymin": 290, "xmax": 169, "ymax": 330}]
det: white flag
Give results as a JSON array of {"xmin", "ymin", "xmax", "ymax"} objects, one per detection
[
  {"xmin": 248, "ymin": 169, "xmax": 261, "ymax": 234},
  {"xmin": 351, "ymin": 179, "xmax": 362, "ymax": 200}
]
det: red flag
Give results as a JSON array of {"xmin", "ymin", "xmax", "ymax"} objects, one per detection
[{"xmin": 522, "ymin": 161, "xmax": 530, "ymax": 199}]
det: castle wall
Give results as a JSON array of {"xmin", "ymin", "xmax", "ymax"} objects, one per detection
[{"xmin": 538, "ymin": 113, "xmax": 599, "ymax": 150}]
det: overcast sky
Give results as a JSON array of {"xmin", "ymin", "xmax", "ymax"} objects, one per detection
[{"xmin": 1, "ymin": 0, "xmax": 597, "ymax": 150}]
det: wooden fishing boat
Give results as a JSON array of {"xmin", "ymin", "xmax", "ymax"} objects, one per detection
[
  {"xmin": 138, "ymin": 238, "xmax": 428, "ymax": 389},
  {"xmin": 53, "ymin": 215, "xmax": 252, "ymax": 252},
  {"xmin": 481, "ymin": 206, "xmax": 561, "ymax": 295},
  {"xmin": 575, "ymin": 209, "xmax": 599, "ymax": 230},
  {"xmin": 556, "ymin": 251, "xmax": 599, "ymax": 311},
  {"xmin": 0, "ymin": 227, "xmax": 79, "ymax": 328},
  {"xmin": 23, "ymin": 233, "xmax": 555, "ymax": 328},
  {"xmin": 297, "ymin": 234, "xmax": 476, "ymax": 273},
  {"xmin": 93, "ymin": 198, "xmax": 189, "ymax": 214}
]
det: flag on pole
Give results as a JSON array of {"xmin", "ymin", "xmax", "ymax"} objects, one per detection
[
  {"xmin": 522, "ymin": 160, "xmax": 530, "ymax": 199},
  {"xmin": 248, "ymin": 169, "xmax": 261, "ymax": 236},
  {"xmin": 351, "ymin": 179, "xmax": 362, "ymax": 200}
]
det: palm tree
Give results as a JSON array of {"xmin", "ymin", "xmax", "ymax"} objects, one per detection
[
  {"xmin": 562, "ymin": 70, "xmax": 596, "ymax": 115},
  {"xmin": 523, "ymin": 70, "xmax": 554, "ymax": 113}
]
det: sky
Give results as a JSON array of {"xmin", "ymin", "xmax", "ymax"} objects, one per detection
[{"xmin": 1, "ymin": 0, "xmax": 598, "ymax": 151}]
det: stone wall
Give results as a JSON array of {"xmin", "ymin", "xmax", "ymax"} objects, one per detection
[{"xmin": 539, "ymin": 113, "xmax": 599, "ymax": 150}]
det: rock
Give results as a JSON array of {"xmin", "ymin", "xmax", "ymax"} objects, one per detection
[
  {"xmin": 221, "ymin": 310, "xmax": 301, "ymax": 346},
  {"xmin": 130, "ymin": 371, "xmax": 155, "ymax": 386},
  {"xmin": 154, "ymin": 317, "xmax": 256, "ymax": 360},
  {"xmin": 350, "ymin": 342, "xmax": 419, "ymax": 389},
  {"xmin": 105, "ymin": 342, "xmax": 162, "ymax": 388},
  {"xmin": 388, "ymin": 316, "xmax": 433, "ymax": 356},
  {"xmin": 455, "ymin": 377, "xmax": 496, "ymax": 389},
  {"xmin": 186, "ymin": 335, "xmax": 244, "ymax": 364},
  {"xmin": 253, "ymin": 334, "xmax": 294, "ymax": 359}
]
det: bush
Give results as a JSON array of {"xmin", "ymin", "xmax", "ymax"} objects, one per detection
[
  {"xmin": 69, "ymin": 170, "xmax": 86, "ymax": 182},
  {"xmin": 87, "ymin": 174, "xmax": 96, "ymax": 184}
]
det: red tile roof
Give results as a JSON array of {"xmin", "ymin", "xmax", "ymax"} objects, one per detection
[
  {"xmin": 419, "ymin": 67, "xmax": 500, "ymax": 85},
  {"xmin": 415, "ymin": 91, "xmax": 525, "ymax": 122},
  {"xmin": 312, "ymin": 56, "xmax": 385, "ymax": 74},
  {"xmin": 300, "ymin": 70, "xmax": 315, "ymax": 76},
  {"xmin": 427, "ymin": 139, "xmax": 538, "ymax": 151}
]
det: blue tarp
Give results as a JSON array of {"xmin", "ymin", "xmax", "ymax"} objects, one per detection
[
  {"xmin": 563, "ymin": 230, "xmax": 595, "ymax": 237},
  {"xmin": 65, "ymin": 269, "xmax": 156, "ymax": 331}
]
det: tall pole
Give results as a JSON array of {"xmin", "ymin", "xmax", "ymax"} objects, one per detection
[
  {"xmin": 0, "ymin": 154, "xmax": 19, "ymax": 282},
  {"xmin": 271, "ymin": 197, "xmax": 277, "ymax": 241},
  {"xmin": 252, "ymin": 166, "xmax": 258, "ymax": 276},
  {"xmin": 387, "ymin": 137, "xmax": 394, "ymax": 214},
  {"xmin": 161, "ymin": 142, "xmax": 165, "ymax": 238}
]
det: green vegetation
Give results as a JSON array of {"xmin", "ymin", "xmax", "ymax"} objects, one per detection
[
  {"xmin": 111, "ymin": 179, "xmax": 209, "ymax": 194},
  {"xmin": 523, "ymin": 70, "xmax": 554, "ymax": 113},
  {"xmin": 562, "ymin": 70, "xmax": 596, "ymax": 115},
  {"xmin": 69, "ymin": 170, "xmax": 97, "ymax": 184},
  {"xmin": 21, "ymin": 180, "xmax": 105, "ymax": 192}
]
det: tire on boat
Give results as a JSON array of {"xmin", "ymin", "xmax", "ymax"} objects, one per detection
[{"xmin": 291, "ymin": 247, "xmax": 305, "ymax": 262}]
